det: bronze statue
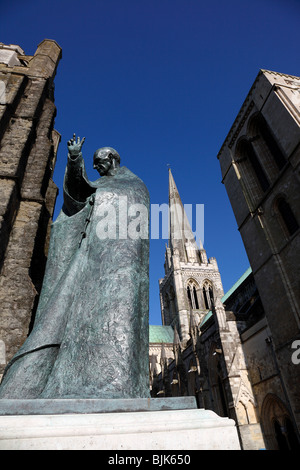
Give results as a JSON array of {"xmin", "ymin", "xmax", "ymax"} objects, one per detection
[{"xmin": 0, "ymin": 135, "xmax": 150, "ymax": 399}]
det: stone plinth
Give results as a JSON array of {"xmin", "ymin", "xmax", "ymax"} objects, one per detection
[
  {"xmin": 0, "ymin": 397, "xmax": 196, "ymax": 415},
  {"xmin": 0, "ymin": 398, "xmax": 241, "ymax": 450}
]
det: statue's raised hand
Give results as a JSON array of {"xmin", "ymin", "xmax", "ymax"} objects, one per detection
[{"xmin": 67, "ymin": 133, "xmax": 85, "ymax": 158}]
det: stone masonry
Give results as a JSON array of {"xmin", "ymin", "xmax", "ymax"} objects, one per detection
[
  {"xmin": 217, "ymin": 69, "xmax": 300, "ymax": 443},
  {"xmin": 0, "ymin": 40, "xmax": 62, "ymax": 376}
]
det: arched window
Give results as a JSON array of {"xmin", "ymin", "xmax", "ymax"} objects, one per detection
[
  {"xmin": 244, "ymin": 139, "xmax": 270, "ymax": 192},
  {"xmin": 187, "ymin": 286, "xmax": 192, "ymax": 305},
  {"xmin": 203, "ymin": 287, "xmax": 209, "ymax": 309},
  {"xmin": 193, "ymin": 286, "xmax": 199, "ymax": 309},
  {"xmin": 253, "ymin": 114, "xmax": 286, "ymax": 171},
  {"xmin": 235, "ymin": 137, "xmax": 271, "ymax": 209},
  {"xmin": 261, "ymin": 393, "xmax": 300, "ymax": 450},
  {"xmin": 202, "ymin": 281, "xmax": 214, "ymax": 310},
  {"xmin": 277, "ymin": 197, "xmax": 299, "ymax": 236},
  {"xmin": 209, "ymin": 287, "xmax": 214, "ymax": 306},
  {"xmin": 186, "ymin": 280, "xmax": 200, "ymax": 309}
]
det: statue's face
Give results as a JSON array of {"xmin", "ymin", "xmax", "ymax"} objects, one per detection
[{"xmin": 93, "ymin": 149, "xmax": 112, "ymax": 176}]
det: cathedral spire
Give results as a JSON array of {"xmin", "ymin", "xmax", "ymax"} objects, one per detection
[
  {"xmin": 168, "ymin": 168, "xmax": 199, "ymax": 262},
  {"xmin": 160, "ymin": 168, "xmax": 225, "ymax": 342}
]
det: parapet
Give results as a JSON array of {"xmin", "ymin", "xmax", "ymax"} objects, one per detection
[{"xmin": 0, "ymin": 39, "xmax": 62, "ymax": 79}]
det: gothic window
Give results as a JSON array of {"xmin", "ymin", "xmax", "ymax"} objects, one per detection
[
  {"xmin": 276, "ymin": 197, "xmax": 299, "ymax": 237},
  {"xmin": 186, "ymin": 280, "xmax": 200, "ymax": 309},
  {"xmin": 209, "ymin": 286, "xmax": 214, "ymax": 305},
  {"xmin": 203, "ymin": 287, "xmax": 209, "ymax": 309},
  {"xmin": 261, "ymin": 393, "xmax": 300, "ymax": 450},
  {"xmin": 235, "ymin": 137, "xmax": 270, "ymax": 208},
  {"xmin": 193, "ymin": 286, "xmax": 199, "ymax": 309},
  {"xmin": 244, "ymin": 139, "xmax": 270, "ymax": 192},
  {"xmin": 187, "ymin": 286, "xmax": 192, "ymax": 304},
  {"xmin": 251, "ymin": 114, "xmax": 287, "ymax": 171},
  {"xmin": 202, "ymin": 281, "xmax": 214, "ymax": 310}
]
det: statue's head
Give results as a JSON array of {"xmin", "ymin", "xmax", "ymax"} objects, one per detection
[{"xmin": 93, "ymin": 147, "xmax": 121, "ymax": 176}]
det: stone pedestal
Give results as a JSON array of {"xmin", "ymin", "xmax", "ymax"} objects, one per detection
[{"xmin": 0, "ymin": 398, "xmax": 241, "ymax": 450}]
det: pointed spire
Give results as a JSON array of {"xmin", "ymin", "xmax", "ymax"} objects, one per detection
[{"xmin": 168, "ymin": 169, "xmax": 199, "ymax": 261}]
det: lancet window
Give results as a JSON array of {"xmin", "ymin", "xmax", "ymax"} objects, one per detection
[
  {"xmin": 249, "ymin": 114, "xmax": 287, "ymax": 174},
  {"xmin": 238, "ymin": 138, "xmax": 270, "ymax": 193},
  {"xmin": 275, "ymin": 196, "xmax": 299, "ymax": 237},
  {"xmin": 236, "ymin": 114, "xmax": 288, "ymax": 210},
  {"xmin": 186, "ymin": 280, "xmax": 200, "ymax": 310},
  {"xmin": 202, "ymin": 281, "xmax": 214, "ymax": 310}
]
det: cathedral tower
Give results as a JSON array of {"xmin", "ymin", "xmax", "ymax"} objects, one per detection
[
  {"xmin": 217, "ymin": 69, "xmax": 300, "ymax": 441},
  {"xmin": 159, "ymin": 169, "xmax": 224, "ymax": 344}
]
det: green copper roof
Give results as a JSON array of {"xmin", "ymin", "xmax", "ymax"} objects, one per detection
[
  {"xmin": 221, "ymin": 266, "xmax": 252, "ymax": 304},
  {"xmin": 200, "ymin": 266, "xmax": 252, "ymax": 327},
  {"xmin": 200, "ymin": 310, "xmax": 213, "ymax": 327},
  {"xmin": 150, "ymin": 267, "xmax": 253, "ymax": 335},
  {"xmin": 149, "ymin": 325, "xmax": 174, "ymax": 343}
]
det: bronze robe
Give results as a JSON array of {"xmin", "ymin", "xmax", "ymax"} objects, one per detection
[{"xmin": 0, "ymin": 155, "xmax": 150, "ymax": 399}]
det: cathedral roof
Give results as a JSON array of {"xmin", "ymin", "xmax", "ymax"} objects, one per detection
[
  {"xmin": 200, "ymin": 266, "xmax": 252, "ymax": 328},
  {"xmin": 149, "ymin": 325, "xmax": 174, "ymax": 343},
  {"xmin": 221, "ymin": 266, "xmax": 252, "ymax": 304}
]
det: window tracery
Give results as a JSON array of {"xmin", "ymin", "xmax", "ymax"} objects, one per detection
[
  {"xmin": 202, "ymin": 280, "xmax": 214, "ymax": 310},
  {"xmin": 186, "ymin": 279, "xmax": 200, "ymax": 309}
]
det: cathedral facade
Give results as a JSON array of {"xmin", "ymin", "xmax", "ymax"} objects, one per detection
[
  {"xmin": 149, "ymin": 170, "xmax": 266, "ymax": 450},
  {"xmin": 150, "ymin": 70, "xmax": 300, "ymax": 450},
  {"xmin": 218, "ymin": 69, "xmax": 300, "ymax": 449},
  {"xmin": 0, "ymin": 40, "xmax": 299, "ymax": 450},
  {"xmin": 159, "ymin": 169, "xmax": 224, "ymax": 342}
]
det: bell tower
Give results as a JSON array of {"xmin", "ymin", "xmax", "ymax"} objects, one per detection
[{"xmin": 159, "ymin": 169, "xmax": 224, "ymax": 344}]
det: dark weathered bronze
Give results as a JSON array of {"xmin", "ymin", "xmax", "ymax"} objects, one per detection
[{"xmin": 0, "ymin": 135, "xmax": 150, "ymax": 399}]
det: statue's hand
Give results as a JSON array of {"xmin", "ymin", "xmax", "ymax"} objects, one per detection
[{"xmin": 67, "ymin": 133, "xmax": 85, "ymax": 158}]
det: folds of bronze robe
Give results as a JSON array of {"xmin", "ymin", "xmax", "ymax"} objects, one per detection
[{"xmin": 0, "ymin": 155, "xmax": 150, "ymax": 399}]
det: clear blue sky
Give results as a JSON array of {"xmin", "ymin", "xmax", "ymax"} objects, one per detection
[{"xmin": 1, "ymin": 0, "xmax": 299, "ymax": 325}]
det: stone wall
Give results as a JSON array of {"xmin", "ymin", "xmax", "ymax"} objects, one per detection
[
  {"xmin": 217, "ymin": 69, "xmax": 300, "ymax": 444},
  {"xmin": 0, "ymin": 40, "xmax": 62, "ymax": 375}
]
